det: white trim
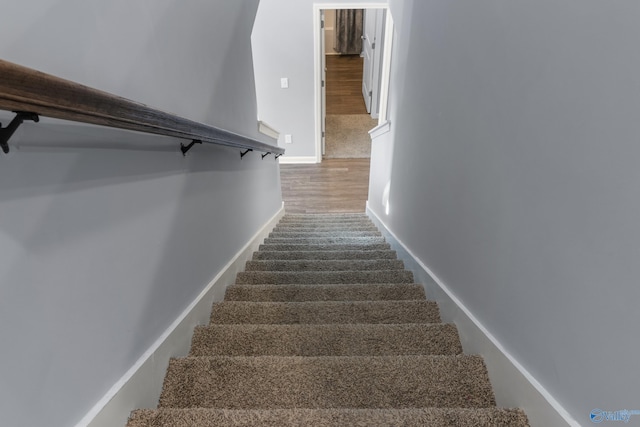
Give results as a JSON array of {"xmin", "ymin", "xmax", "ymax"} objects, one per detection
[
  {"xmin": 377, "ymin": 11, "xmax": 394, "ymax": 123},
  {"xmin": 369, "ymin": 120, "xmax": 391, "ymax": 139},
  {"xmin": 366, "ymin": 203, "xmax": 579, "ymax": 427},
  {"xmin": 313, "ymin": 5, "xmax": 323, "ymax": 164},
  {"xmin": 313, "ymin": 3, "xmax": 393, "ymax": 163},
  {"xmin": 258, "ymin": 121, "xmax": 280, "ymax": 140},
  {"xmin": 77, "ymin": 204, "xmax": 286, "ymax": 427},
  {"xmin": 278, "ymin": 156, "xmax": 318, "ymax": 164}
]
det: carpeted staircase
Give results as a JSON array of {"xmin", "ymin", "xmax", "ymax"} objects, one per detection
[{"xmin": 127, "ymin": 213, "xmax": 529, "ymax": 426}]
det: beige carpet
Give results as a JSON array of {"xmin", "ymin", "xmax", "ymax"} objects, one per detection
[
  {"xmin": 127, "ymin": 213, "xmax": 530, "ymax": 427},
  {"xmin": 324, "ymin": 114, "xmax": 377, "ymax": 158}
]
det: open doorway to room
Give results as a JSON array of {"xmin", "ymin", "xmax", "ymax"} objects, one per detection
[
  {"xmin": 314, "ymin": 4, "xmax": 393, "ymax": 163},
  {"xmin": 278, "ymin": 3, "xmax": 393, "ymax": 213},
  {"xmin": 322, "ymin": 9, "xmax": 377, "ymax": 159}
]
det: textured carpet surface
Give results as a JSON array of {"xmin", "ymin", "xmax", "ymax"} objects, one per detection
[
  {"xmin": 259, "ymin": 242, "xmax": 391, "ymax": 251},
  {"xmin": 236, "ymin": 270, "xmax": 414, "ymax": 285},
  {"xmin": 129, "ymin": 407, "xmax": 530, "ymax": 427},
  {"xmin": 269, "ymin": 230, "xmax": 382, "ymax": 238},
  {"xmin": 189, "ymin": 323, "xmax": 462, "ymax": 356},
  {"xmin": 224, "ymin": 283, "xmax": 426, "ymax": 302},
  {"xmin": 209, "ymin": 300, "xmax": 441, "ymax": 324},
  {"xmin": 251, "ymin": 249, "xmax": 398, "ymax": 260},
  {"xmin": 159, "ymin": 355, "xmax": 495, "ymax": 409},
  {"xmin": 324, "ymin": 114, "xmax": 378, "ymax": 159},
  {"xmin": 272, "ymin": 223, "xmax": 379, "ymax": 230},
  {"xmin": 244, "ymin": 259, "xmax": 405, "ymax": 271},
  {"xmin": 264, "ymin": 236, "xmax": 387, "ymax": 245},
  {"xmin": 127, "ymin": 213, "xmax": 529, "ymax": 427}
]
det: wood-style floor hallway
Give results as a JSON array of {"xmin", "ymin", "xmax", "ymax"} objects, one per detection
[
  {"xmin": 280, "ymin": 158, "xmax": 370, "ymax": 214},
  {"xmin": 326, "ymin": 55, "xmax": 367, "ymax": 115}
]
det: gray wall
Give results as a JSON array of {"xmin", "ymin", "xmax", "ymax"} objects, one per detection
[
  {"xmin": 252, "ymin": 0, "xmax": 382, "ymax": 159},
  {"xmin": 370, "ymin": 0, "xmax": 640, "ymax": 424},
  {"xmin": 0, "ymin": 1, "xmax": 283, "ymax": 426},
  {"xmin": 1, "ymin": 0, "xmax": 269, "ymax": 143}
]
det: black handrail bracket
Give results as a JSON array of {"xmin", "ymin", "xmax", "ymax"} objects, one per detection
[
  {"xmin": 0, "ymin": 112, "xmax": 39, "ymax": 154},
  {"xmin": 180, "ymin": 139, "xmax": 202, "ymax": 156}
]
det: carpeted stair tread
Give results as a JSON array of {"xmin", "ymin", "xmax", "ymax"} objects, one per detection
[
  {"xmin": 252, "ymin": 249, "xmax": 398, "ymax": 260},
  {"xmin": 284, "ymin": 213, "xmax": 368, "ymax": 217},
  {"xmin": 236, "ymin": 270, "xmax": 413, "ymax": 285},
  {"xmin": 210, "ymin": 300, "xmax": 440, "ymax": 324},
  {"xmin": 277, "ymin": 217, "xmax": 375, "ymax": 224},
  {"xmin": 269, "ymin": 230, "xmax": 382, "ymax": 238},
  {"xmin": 189, "ymin": 323, "xmax": 462, "ymax": 356},
  {"xmin": 279, "ymin": 214, "xmax": 369, "ymax": 221},
  {"xmin": 273, "ymin": 223, "xmax": 379, "ymax": 230},
  {"xmin": 264, "ymin": 236, "xmax": 386, "ymax": 245},
  {"xmin": 278, "ymin": 216, "xmax": 371, "ymax": 222},
  {"xmin": 128, "ymin": 407, "xmax": 530, "ymax": 427},
  {"xmin": 158, "ymin": 355, "xmax": 495, "ymax": 409},
  {"xmin": 245, "ymin": 259, "xmax": 405, "ymax": 272},
  {"xmin": 259, "ymin": 242, "xmax": 391, "ymax": 251},
  {"xmin": 224, "ymin": 283, "xmax": 426, "ymax": 301}
]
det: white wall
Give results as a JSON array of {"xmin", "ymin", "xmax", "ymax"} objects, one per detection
[
  {"xmin": 0, "ymin": 1, "xmax": 283, "ymax": 426},
  {"xmin": 252, "ymin": 0, "xmax": 385, "ymax": 159},
  {"xmin": 370, "ymin": 0, "xmax": 640, "ymax": 424}
]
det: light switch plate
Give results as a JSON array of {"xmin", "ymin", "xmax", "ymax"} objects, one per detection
[{"xmin": 280, "ymin": 78, "xmax": 289, "ymax": 89}]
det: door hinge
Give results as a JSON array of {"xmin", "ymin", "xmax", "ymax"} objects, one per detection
[
  {"xmin": 321, "ymin": 20, "xmax": 325, "ymax": 29},
  {"xmin": 322, "ymin": 131, "xmax": 325, "ymax": 138},
  {"xmin": 369, "ymin": 90, "xmax": 373, "ymax": 97},
  {"xmin": 322, "ymin": 80, "xmax": 325, "ymax": 88},
  {"xmin": 372, "ymin": 42, "xmax": 376, "ymax": 49}
]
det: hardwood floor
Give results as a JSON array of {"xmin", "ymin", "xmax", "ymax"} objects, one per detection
[
  {"xmin": 280, "ymin": 158, "xmax": 370, "ymax": 213},
  {"xmin": 279, "ymin": 57, "xmax": 370, "ymax": 213},
  {"xmin": 326, "ymin": 55, "xmax": 367, "ymax": 115}
]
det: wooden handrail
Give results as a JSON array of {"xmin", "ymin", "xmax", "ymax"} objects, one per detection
[{"xmin": 0, "ymin": 59, "xmax": 284, "ymax": 155}]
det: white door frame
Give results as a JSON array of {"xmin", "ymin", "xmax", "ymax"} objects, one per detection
[{"xmin": 313, "ymin": 3, "xmax": 394, "ymax": 163}]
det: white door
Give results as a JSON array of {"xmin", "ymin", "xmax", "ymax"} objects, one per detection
[
  {"xmin": 321, "ymin": 11, "xmax": 327, "ymax": 156},
  {"xmin": 361, "ymin": 9, "xmax": 377, "ymax": 114}
]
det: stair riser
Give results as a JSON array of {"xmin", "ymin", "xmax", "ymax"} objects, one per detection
[
  {"xmin": 280, "ymin": 215, "xmax": 368, "ymax": 221},
  {"xmin": 224, "ymin": 284, "xmax": 426, "ymax": 302},
  {"xmin": 269, "ymin": 231, "xmax": 382, "ymax": 238},
  {"xmin": 273, "ymin": 224, "xmax": 379, "ymax": 230},
  {"xmin": 159, "ymin": 356, "xmax": 495, "ymax": 409},
  {"xmin": 244, "ymin": 260, "xmax": 405, "ymax": 272},
  {"xmin": 236, "ymin": 270, "xmax": 413, "ymax": 285},
  {"xmin": 128, "ymin": 408, "xmax": 530, "ymax": 427},
  {"xmin": 276, "ymin": 220, "xmax": 374, "ymax": 229},
  {"xmin": 259, "ymin": 243, "xmax": 391, "ymax": 251},
  {"xmin": 252, "ymin": 250, "xmax": 398, "ymax": 261},
  {"xmin": 190, "ymin": 324, "xmax": 462, "ymax": 357},
  {"xmin": 264, "ymin": 237, "xmax": 386, "ymax": 245},
  {"xmin": 210, "ymin": 301, "xmax": 440, "ymax": 324}
]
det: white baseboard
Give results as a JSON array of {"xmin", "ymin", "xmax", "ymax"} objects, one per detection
[
  {"xmin": 366, "ymin": 203, "xmax": 579, "ymax": 427},
  {"xmin": 77, "ymin": 203, "xmax": 285, "ymax": 427},
  {"xmin": 278, "ymin": 156, "xmax": 318, "ymax": 164},
  {"xmin": 369, "ymin": 120, "xmax": 391, "ymax": 139}
]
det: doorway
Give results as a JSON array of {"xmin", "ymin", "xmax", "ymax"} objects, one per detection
[
  {"xmin": 323, "ymin": 15, "xmax": 376, "ymax": 159},
  {"xmin": 313, "ymin": 3, "xmax": 393, "ymax": 163}
]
